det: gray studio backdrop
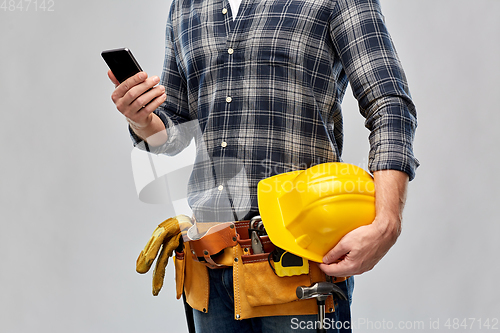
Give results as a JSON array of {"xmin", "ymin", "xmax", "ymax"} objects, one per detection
[{"xmin": 1, "ymin": 0, "xmax": 499, "ymax": 332}]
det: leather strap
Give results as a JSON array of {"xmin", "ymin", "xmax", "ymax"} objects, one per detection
[{"xmin": 189, "ymin": 222, "xmax": 238, "ymax": 268}]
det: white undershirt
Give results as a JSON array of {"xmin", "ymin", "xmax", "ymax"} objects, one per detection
[{"xmin": 228, "ymin": 0, "xmax": 242, "ymax": 21}]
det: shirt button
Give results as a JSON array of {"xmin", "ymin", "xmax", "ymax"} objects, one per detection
[
  {"xmin": 226, "ymin": 96, "xmax": 232, "ymax": 103},
  {"xmin": 221, "ymin": 141, "xmax": 228, "ymax": 148},
  {"xmin": 222, "ymin": 8, "xmax": 228, "ymax": 14},
  {"xmin": 227, "ymin": 48, "xmax": 234, "ymax": 55},
  {"xmin": 218, "ymin": 185, "xmax": 224, "ymax": 191}
]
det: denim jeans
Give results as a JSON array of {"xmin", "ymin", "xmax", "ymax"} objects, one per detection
[{"xmin": 192, "ymin": 267, "xmax": 354, "ymax": 333}]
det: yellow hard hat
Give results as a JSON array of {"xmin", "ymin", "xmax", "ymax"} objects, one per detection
[{"xmin": 257, "ymin": 163, "xmax": 375, "ymax": 263}]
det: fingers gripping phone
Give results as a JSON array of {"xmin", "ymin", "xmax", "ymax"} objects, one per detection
[{"xmin": 101, "ymin": 48, "xmax": 143, "ymax": 83}]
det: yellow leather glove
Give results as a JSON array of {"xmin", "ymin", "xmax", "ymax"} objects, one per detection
[{"xmin": 136, "ymin": 215, "xmax": 192, "ymax": 296}]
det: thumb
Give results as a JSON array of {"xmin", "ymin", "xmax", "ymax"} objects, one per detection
[
  {"xmin": 107, "ymin": 69, "xmax": 120, "ymax": 87},
  {"xmin": 322, "ymin": 241, "xmax": 348, "ymax": 264}
]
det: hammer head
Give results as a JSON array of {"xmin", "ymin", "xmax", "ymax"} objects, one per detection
[{"xmin": 296, "ymin": 282, "xmax": 347, "ymax": 301}]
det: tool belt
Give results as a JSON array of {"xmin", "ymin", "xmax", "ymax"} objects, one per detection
[{"xmin": 174, "ymin": 220, "xmax": 347, "ymax": 320}]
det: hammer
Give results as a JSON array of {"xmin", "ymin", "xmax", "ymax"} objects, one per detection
[{"xmin": 296, "ymin": 282, "xmax": 347, "ymax": 333}]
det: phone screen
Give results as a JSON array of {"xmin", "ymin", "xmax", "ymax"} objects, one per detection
[{"xmin": 101, "ymin": 48, "xmax": 143, "ymax": 83}]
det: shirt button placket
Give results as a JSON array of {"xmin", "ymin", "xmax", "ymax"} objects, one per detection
[
  {"xmin": 224, "ymin": 14, "xmax": 234, "ymax": 131},
  {"xmin": 226, "ymin": 47, "xmax": 234, "ymax": 106}
]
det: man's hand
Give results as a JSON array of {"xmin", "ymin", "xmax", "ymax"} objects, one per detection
[
  {"xmin": 319, "ymin": 170, "xmax": 409, "ymax": 277},
  {"xmin": 108, "ymin": 70, "xmax": 168, "ymax": 146}
]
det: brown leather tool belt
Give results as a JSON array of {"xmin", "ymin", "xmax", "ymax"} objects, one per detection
[
  {"xmin": 187, "ymin": 219, "xmax": 346, "ymax": 281},
  {"xmin": 176, "ymin": 219, "xmax": 348, "ymax": 320}
]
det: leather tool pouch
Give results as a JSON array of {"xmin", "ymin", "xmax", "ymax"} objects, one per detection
[
  {"xmin": 174, "ymin": 241, "xmax": 210, "ymax": 313},
  {"xmin": 188, "ymin": 222, "xmax": 237, "ymax": 268},
  {"xmin": 232, "ymin": 239, "xmax": 336, "ymax": 320},
  {"xmin": 174, "ymin": 222, "xmax": 236, "ymax": 313}
]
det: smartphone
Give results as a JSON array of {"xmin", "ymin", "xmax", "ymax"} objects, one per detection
[{"xmin": 101, "ymin": 48, "xmax": 143, "ymax": 83}]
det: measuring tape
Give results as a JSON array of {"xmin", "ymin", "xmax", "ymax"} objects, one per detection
[{"xmin": 271, "ymin": 247, "xmax": 309, "ymax": 277}]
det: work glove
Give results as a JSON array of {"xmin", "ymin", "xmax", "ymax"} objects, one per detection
[{"xmin": 136, "ymin": 215, "xmax": 192, "ymax": 296}]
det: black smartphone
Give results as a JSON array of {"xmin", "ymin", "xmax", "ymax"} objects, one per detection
[{"xmin": 101, "ymin": 48, "xmax": 143, "ymax": 83}]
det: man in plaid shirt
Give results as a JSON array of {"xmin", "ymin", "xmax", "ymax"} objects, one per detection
[{"xmin": 109, "ymin": 0, "xmax": 418, "ymax": 331}]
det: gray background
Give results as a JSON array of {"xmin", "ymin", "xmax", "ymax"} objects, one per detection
[{"xmin": 1, "ymin": 0, "xmax": 499, "ymax": 332}]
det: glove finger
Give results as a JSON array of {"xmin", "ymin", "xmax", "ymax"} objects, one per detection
[
  {"xmin": 136, "ymin": 219, "xmax": 174, "ymax": 274},
  {"xmin": 166, "ymin": 232, "xmax": 183, "ymax": 255},
  {"xmin": 152, "ymin": 233, "xmax": 182, "ymax": 296},
  {"xmin": 152, "ymin": 244, "xmax": 169, "ymax": 296}
]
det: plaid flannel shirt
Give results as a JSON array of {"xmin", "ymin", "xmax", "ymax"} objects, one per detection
[{"xmin": 132, "ymin": 0, "xmax": 418, "ymax": 222}]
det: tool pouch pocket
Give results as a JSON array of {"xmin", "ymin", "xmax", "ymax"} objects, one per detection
[
  {"xmin": 178, "ymin": 241, "xmax": 210, "ymax": 313},
  {"xmin": 241, "ymin": 254, "xmax": 311, "ymax": 307},
  {"xmin": 174, "ymin": 251, "xmax": 185, "ymax": 300},
  {"xmin": 233, "ymin": 243, "xmax": 323, "ymax": 320},
  {"xmin": 235, "ymin": 238, "xmax": 311, "ymax": 308}
]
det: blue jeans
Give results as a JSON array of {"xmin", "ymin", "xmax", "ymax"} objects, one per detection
[{"xmin": 192, "ymin": 267, "xmax": 354, "ymax": 333}]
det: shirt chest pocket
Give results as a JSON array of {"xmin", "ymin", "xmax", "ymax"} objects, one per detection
[{"xmin": 177, "ymin": 8, "xmax": 229, "ymax": 76}]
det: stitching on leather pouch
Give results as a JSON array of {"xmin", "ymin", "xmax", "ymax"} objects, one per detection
[
  {"xmin": 233, "ymin": 245, "xmax": 241, "ymax": 316},
  {"xmin": 242, "ymin": 257, "xmax": 267, "ymax": 264}
]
